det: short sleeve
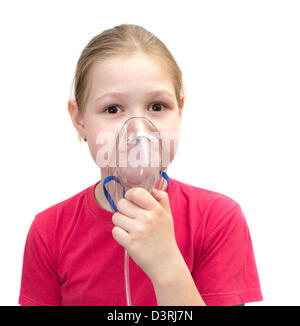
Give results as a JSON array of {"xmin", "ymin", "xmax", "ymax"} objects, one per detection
[
  {"xmin": 19, "ymin": 215, "xmax": 61, "ymax": 306},
  {"xmin": 192, "ymin": 200, "xmax": 263, "ymax": 306}
]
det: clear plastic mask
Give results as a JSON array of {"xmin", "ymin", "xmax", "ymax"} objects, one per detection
[{"xmin": 103, "ymin": 117, "xmax": 169, "ymax": 212}]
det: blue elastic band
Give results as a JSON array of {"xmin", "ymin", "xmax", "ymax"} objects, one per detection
[
  {"xmin": 161, "ymin": 171, "xmax": 170, "ymax": 193},
  {"xmin": 103, "ymin": 176, "xmax": 125, "ymax": 212},
  {"xmin": 103, "ymin": 172, "xmax": 170, "ymax": 212}
]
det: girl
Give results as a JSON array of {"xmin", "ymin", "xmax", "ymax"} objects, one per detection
[{"xmin": 19, "ymin": 24, "xmax": 263, "ymax": 306}]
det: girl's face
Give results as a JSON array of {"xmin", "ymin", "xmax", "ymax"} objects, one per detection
[{"xmin": 69, "ymin": 52, "xmax": 183, "ymax": 175}]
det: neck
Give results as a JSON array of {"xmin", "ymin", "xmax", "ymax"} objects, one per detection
[{"xmin": 94, "ymin": 178, "xmax": 115, "ymax": 213}]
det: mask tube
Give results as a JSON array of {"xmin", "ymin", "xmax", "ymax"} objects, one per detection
[{"xmin": 102, "ymin": 117, "xmax": 170, "ymax": 306}]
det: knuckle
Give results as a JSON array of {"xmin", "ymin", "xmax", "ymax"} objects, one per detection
[
  {"xmin": 135, "ymin": 224, "xmax": 143, "ymax": 235},
  {"xmin": 141, "ymin": 212, "xmax": 153, "ymax": 227},
  {"xmin": 134, "ymin": 224, "xmax": 146, "ymax": 239},
  {"xmin": 143, "ymin": 211, "xmax": 152, "ymax": 221}
]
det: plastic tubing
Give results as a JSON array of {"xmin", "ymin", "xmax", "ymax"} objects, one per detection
[
  {"xmin": 103, "ymin": 180, "xmax": 132, "ymax": 306},
  {"xmin": 124, "ymin": 249, "xmax": 132, "ymax": 306}
]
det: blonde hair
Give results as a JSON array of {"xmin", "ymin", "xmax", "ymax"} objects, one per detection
[{"xmin": 70, "ymin": 24, "xmax": 186, "ymax": 143}]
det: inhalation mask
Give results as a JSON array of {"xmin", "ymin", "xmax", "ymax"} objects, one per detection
[
  {"xmin": 101, "ymin": 116, "xmax": 170, "ymax": 306},
  {"xmin": 102, "ymin": 117, "xmax": 169, "ymax": 212}
]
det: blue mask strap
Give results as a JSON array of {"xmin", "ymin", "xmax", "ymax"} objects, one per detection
[
  {"xmin": 160, "ymin": 171, "xmax": 170, "ymax": 193},
  {"xmin": 103, "ymin": 172, "xmax": 169, "ymax": 212},
  {"xmin": 103, "ymin": 176, "xmax": 125, "ymax": 212}
]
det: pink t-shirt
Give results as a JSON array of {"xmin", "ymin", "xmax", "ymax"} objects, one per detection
[{"xmin": 18, "ymin": 177, "xmax": 263, "ymax": 306}]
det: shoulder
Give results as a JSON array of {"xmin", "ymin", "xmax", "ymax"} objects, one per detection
[
  {"xmin": 169, "ymin": 177, "xmax": 245, "ymax": 231},
  {"xmin": 30, "ymin": 183, "xmax": 94, "ymax": 240},
  {"xmin": 170, "ymin": 177, "xmax": 240, "ymax": 213}
]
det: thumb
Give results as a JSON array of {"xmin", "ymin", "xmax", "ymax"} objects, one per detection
[{"xmin": 151, "ymin": 188, "xmax": 172, "ymax": 215}]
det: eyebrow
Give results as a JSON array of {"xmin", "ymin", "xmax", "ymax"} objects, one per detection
[{"xmin": 93, "ymin": 89, "xmax": 175, "ymax": 104}]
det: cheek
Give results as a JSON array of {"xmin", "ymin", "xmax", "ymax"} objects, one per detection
[
  {"xmin": 162, "ymin": 133, "xmax": 181, "ymax": 168},
  {"xmin": 160, "ymin": 122, "xmax": 181, "ymax": 168},
  {"xmin": 86, "ymin": 123, "xmax": 120, "ymax": 169}
]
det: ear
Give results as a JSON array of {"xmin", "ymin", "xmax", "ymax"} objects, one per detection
[
  {"xmin": 179, "ymin": 96, "xmax": 184, "ymax": 118},
  {"xmin": 68, "ymin": 99, "xmax": 86, "ymax": 140},
  {"xmin": 180, "ymin": 96, "xmax": 184, "ymax": 108}
]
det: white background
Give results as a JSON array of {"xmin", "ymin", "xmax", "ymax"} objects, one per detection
[{"xmin": 0, "ymin": 0, "xmax": 299, "ymax": 306}]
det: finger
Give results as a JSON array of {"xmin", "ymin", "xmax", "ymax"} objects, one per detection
[
  {"xmin": 150, "ymin": 188, "xmax": 172, "ymax": 215},
  {"xmin": 111, "ymin": 225, "xmax": 130, "ymax": 248},
  {"xmin": 112, "ymin": 212, "xmax": 135, "ymax": 233},
  {"xmin": 125, "ymin": 187, "xmax": 159, "ymax": 211},
  {"xmin": 116, "ymin": 197, "xmax": 146, "ymax": 219}
]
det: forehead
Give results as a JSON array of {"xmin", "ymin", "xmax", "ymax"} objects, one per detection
[{"xmin": 88, "ymin": 54, "xmax": 174, "ymax": 96}]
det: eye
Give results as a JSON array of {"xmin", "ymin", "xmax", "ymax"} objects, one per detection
[
  {"xmin": 104, "ymin": 105, "xmax": 121, "ymax": 114},
  {"xmin": 149, "ymin": 103, "xmax": 166, "ymax": 112}
]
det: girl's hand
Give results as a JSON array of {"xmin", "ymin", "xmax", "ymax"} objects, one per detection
[{"xmin": 111, "ymin": 187, "xmax": 181, "ymax": 282}]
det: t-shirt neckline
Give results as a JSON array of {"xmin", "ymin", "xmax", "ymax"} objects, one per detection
[
  {"xmin": 86, "ymin": 180, "xmax": 114, "ymax": 220},
  {"xmin": 86, "ymin": 177, "xmax": 176, "ymax": 221}
]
